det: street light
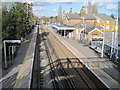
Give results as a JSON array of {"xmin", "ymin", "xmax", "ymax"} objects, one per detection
[
  {"xmin": 81, "ymin": 17, "xmax": 85, "ymax": 43},
  {"xmin": 110, "ymin": 17, "xmax": 118, "ymax": 60},
  {"xmin": 101, "ymin": 21, "xmax": 106, "ymax": 58},
  {"xmin": 115, "ymin": 17, "xmax": 118, "ymax": 60}
]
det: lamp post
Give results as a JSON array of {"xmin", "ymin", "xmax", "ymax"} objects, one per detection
[
  {"xmin": 81, "ymin": 17, "xmax": 85, "ymax": 43},
  {"xmin": 110, "ymin": 17, "xmax": 118, "ymax": 60},
  {"xmin": 110, "ymin": 32, "xmax": 114, "ymax": 59},
  {"xmin": 115, "ymin": 17, "xmax": 118, "ymax": 60},
  {"xmin": 101, "ymin": 21, "xmax": 105, "ymax": 58}
]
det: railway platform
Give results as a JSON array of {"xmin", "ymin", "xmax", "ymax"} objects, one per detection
[
  {"xmin": 0, "ymin": 28, "xmax": 34, "ymax": 88},
  {"xmin": 13, "ymin": 26, "xmax": 38, "ymax": 88},
  {"xmin": 47, "ymin": 26, "xmax": 120, "ymax": 89}
]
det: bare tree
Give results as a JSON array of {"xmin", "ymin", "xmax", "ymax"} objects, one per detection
[
  {"xmin": 88, "ymin": 1, "xmax": 98, "ymax": 14},
  {"xmin": 88, "ymin": 0, "xmax": 92, "ymax": 14},
  {"xmin": 92, "ymin": 4, "xmax": 98, "ymax": 14},
  {"xmin": 58, "ymin": 6, "xmax": 63, "ymax": 24}
]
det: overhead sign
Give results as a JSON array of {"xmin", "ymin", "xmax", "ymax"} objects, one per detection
[{"xmin": 92, "ymin": 38, "xmax": 103, "ymax": 41}]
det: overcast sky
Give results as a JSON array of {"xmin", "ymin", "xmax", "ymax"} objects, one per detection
[{"xmin": 2, "ymin": 0, "xmax": 119, "ymax": 18}]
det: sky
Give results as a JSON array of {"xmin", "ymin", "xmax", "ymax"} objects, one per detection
[{"xmin": 2, "ymin": 0, "xmax": 120, "ymax": 18}]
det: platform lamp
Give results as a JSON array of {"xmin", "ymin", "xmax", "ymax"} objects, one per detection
[
  {"xmin": 101, "ymin": 21, "xmax": 106, "ymax": 58},
  {"xmin": 81, "ymin": 17, "xmax": 85, "ymax": 43},
  {"xmin": 115, "ymin": 17, "xmax": 118, "ymax": 60}
]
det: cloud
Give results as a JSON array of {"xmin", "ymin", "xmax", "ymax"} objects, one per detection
[
  {"xmin": 33, "ymin": 1, "xmax": 75, "ymax": 6},
  {"xmin": 2, "ymin": 0, "xmax": 119, "ymax": 3},
  {"xmin": 53, "ymin": 8, "xmax": 57, "ymax": 12},
  {"xmin": 80, "ymin": 1, "xmax": 106, "ymax": 8},
  {"xmin": 2, "ymin": 0, "xmax": 78, "ymax": 3},
  {"xmin": 97, "ymin": 2, "xmax": 105, "ymax": 7},
  {"xmin": 33, "ymin": 6, "xmax": 47, "ymax": 11},
  {"xmin": 80, "ymin": 1, "xmax": 88, "ymax": 8},
  {"xmin": 33, "ymin": 2, "xmax": 56, "ymax": 6},
  {"xmin": 106, "ymin": 3, "xmax": 118, "ymax": 11}
]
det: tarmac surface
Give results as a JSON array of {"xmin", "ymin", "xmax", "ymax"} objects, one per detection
[{"xmin": 0, "ymin": 30, "xmax": 33, "ymax": 88}]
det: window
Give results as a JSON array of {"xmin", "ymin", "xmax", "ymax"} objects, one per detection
[
  {"xmin": 97, "ymin": 19, "xmax": 100, "ymax": 23},
  {"xmin": 92, "ymin": 34, "xmax": 98, "ymax": 37},
  {"xmin": 106, "ymin": 25, "xmax": 110, "ymax": 29},
  {"xmin": 76, "ymin": 29, "xmax": 79, "ymax": 34},
  {"xmin": 106, "ymin": 21, "xmax": 109, "ymax": 24},
  {"xmin": 115, "ymin": 26, "xmax": 118, "ymax": 29},
  {"xmin": 101, "ymin": 25, "xmax": 104, "ymax": 28}
]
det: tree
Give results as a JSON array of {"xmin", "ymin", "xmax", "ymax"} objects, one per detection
[
  {"xmin": 2, "ymin": 5, "xmax": 9, "ymax": 39},
  {"xmin": 50, "ymin": 16, "xmax": 54, "ymax": 20},
  {"xmin": 111, "ymin": 14, "xmax": 115, "ymax": 19},
  {"xmin": 92, "ymin": 4, "xmax": 98, "ymax": 14},
  {"xmin": 88, "ymin": 0, "xmax": 92, "ymax": 14},
  {"xmin": 2, "ymin": 2, "xmax": 34, "ymax": 40},
  {"xmin": 88, "ymin": 1, "xmax": 98, "ymax": 14}
]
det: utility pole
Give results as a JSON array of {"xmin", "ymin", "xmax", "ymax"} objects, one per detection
[
  {"xmin": 110, "ymin": 17, "xmax": 118, "ymax": 60},
  {"xmin": 84, "ymin": 24, "xmax": 86, "ymax": 44},
  {"xmin": 101, "ymin": 21, "xmax": 105, "ymax": 58},
  {"xmin": 114, "ymin": 17, "xmax": 118, "ymax": 60},
  {"xmin": 110, "ymin": 32, "xmax": 115, "ymax": 59},
  {"xmin": 81, "ymin": 17, "xmax": 85, "ymax": 43}
]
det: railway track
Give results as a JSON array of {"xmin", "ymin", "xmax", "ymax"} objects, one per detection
[
  {"xmin": 40, "ymin": 25, "xmax": 108, "ymax": 89},
  {"xmin": 41, "ymin": 27, "xmax": 74, "ymax": 89},
  {"xmin": 43, "ymin": 33, "xmax": 77, "ymax": 89},
  {"xmin": 40, "ymin": 28, "xmax": 59, "ymax": 89}
]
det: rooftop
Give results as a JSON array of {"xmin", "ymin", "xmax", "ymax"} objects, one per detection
[
  {"xmin": 65, "ymin": 13, "xmax": 114, "ymax": 21},
  {"xmin": 66, "ymin": 13, "xmax": 81, "ymax": 19},
  {"xmin": 52, "ymin": 24, "xmax": 75, "ymax": 30},
  {"xmin": 66, "ymin": 13, "xmax": 96, "ymax": 20},
  {"xmin": 94, "ymin": 14, "xmax": 114, "ymax": 21},
  {"xmin": 72, "ymin": 21, "xmax": 102, "ymax": 33}
]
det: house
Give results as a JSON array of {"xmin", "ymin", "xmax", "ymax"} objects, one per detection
[
  {"xmin": 69, "ymin": 21, "xmax": 103, "ymax": 45},
  {"xmin": 94, "ymin": 14, "xmax": 115, "ymax": 32},
  {"xmin": 86, "ymin": 27, "xmax": 103, "ymax": 44},
  {"xmin": 63, "ymin": 6, "xmax": 96, "ymax": 26}
]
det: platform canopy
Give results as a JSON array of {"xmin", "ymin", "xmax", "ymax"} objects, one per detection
[
  {"xmin": 4, "ymin": 40, "xmax": 21, "ymax": 45},
  {"xmin": 52, "ymin": 24, "xmax": 75, "ymax": 30}
]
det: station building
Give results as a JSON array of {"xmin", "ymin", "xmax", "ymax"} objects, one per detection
[{"xmin": 53, "ymin": 2, "xmax": 119, "ymax": 59}]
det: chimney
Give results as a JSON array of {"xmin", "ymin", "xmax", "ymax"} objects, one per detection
[{"xmin": 69, "ymin": 8, "xmax": 72, "ymax": 13}]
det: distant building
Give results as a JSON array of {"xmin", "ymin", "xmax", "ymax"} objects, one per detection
[
  {"xmin": 40, "ymin": 16, "xmax": 49, "ymax": 22},
  {"xmin": 69, "ymin": 8, "xmax": 72, "ymax": 13},
  {"xmin": 94, "ymin": 14, "xmax": 115, "ymax": 32},
  {"xmin": 80, "ymin": 6, "xmax": 86, "ymax": 17},
  {"xmin": 71, "ymin": 21, "xmax": 103, "ymax": 43},
  {"xmin": 58, "ymin": 1, "xmax": 117, "ymax": 50},
  {"xmin": 63, "ymin": 8, "xmax": 96, "ymax": 26}
]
